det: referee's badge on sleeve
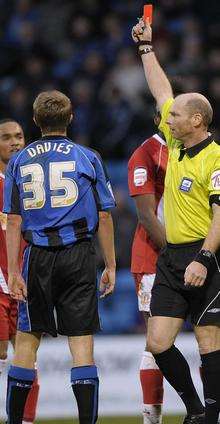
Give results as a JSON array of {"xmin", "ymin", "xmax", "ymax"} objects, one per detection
[
  {"xmin": 211, "ymin": 170, "xmax": 220, "ymax": 189},
  {"xmin": 134, "ymin": 167, "xmax": 147, "ymax": 187},
  {"xmin": 179, "ymin": 177, "xmax": 193, "ymax": 192}
]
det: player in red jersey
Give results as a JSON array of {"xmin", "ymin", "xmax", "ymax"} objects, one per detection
[
  {"xmin": 0, "ymin": 119, "xmax": 39, "ymax": 424},
  {"xmin": 128, "ymin": 111, "xmax": 168, "ymax": 424}
]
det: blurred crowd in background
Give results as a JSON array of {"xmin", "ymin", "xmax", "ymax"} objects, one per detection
[
  {"xmin": 1, "ymin": 0, "xmax": 220, "ymax": 332},
  {"xmin": 1, "ymin": 0, "xmax": 220, "ymax": 156}
]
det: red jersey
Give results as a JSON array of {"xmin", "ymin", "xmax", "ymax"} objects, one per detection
[
  {"xmin": 0, "ymin": 172, "xmax": 9, "ymax": 293},
  {"xmin": 128, "ymin": 133, "xmax": 168, "ymax": 274}
]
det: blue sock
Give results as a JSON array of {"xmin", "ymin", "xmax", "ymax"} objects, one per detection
[
  {"xmin": 71, "ymin": 365, "xmax": 99, "ymax": 424},
  {"xmin": 7, "ymin": 365, "xmax": 36, "ymax": 424}
]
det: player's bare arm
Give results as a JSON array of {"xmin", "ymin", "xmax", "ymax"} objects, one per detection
[
  {"xmin": 184, "ymin": 204, "xmax": 220, "ymax": 287},
  {"xmin": 98, "ymin": 210, "xmax": 116, "ymax": 298},
  {"xmin": 132, "ymin": 18, "xmax": 173, "ymax": 111},
  {"xmin": 134, "ymin": 194, "xmax": 166, "ymax": 249},
  {"xmin": 6, "ymin": 214, "xmax": 26, "ymax": 301}
]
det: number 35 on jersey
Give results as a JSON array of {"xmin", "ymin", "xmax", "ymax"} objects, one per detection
[{"xmin": 20, "ymin": 161, "xmax": 78, "ymax": 210}]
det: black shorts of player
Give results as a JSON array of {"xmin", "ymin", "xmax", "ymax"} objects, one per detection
[
  {"xmin": 150, "ymin": 240, "xmax": 220, "ymax": 326},
  {"xmin": 18, "ymin": 239, "xmax": 100, "ymax": 337}
]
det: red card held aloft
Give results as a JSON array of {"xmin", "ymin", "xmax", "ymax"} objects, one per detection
[{"xmin": 143, "ymin": 4, "xmax": 153, "ymax": 24}]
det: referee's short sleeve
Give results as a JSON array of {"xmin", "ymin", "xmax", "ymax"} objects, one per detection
[{"xmin": 208, "ymin": 157, "xmax": 220, "ymax": 204}]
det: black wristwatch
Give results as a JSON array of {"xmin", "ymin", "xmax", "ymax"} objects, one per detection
[{"xmin": 194, "ymin": 250, "xmax": 214, "ymax": 270}]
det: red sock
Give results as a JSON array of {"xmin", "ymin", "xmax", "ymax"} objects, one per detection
[
  {"xmin": 140, "ymin": 351, "xmax": 164, "ymax": 405},
  {"xmin": 140, "ymin": 369, "xmax": 164, "ymax": 404},
  {"xmin": 23, "ymin": 374, "xmax": 39, "ymax": 422}
]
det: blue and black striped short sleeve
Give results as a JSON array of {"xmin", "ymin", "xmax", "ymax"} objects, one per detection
[
  {"xmin": 3, "ymin": 156, "xmax": 21, "ymax": 215},
  {"xmin": 92, "ymin": 152, "xmax": 116, "ymax": 211}
]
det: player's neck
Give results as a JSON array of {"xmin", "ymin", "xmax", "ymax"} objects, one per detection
[
  {"xmin": 41, "ymin": 131, "xmax": 67, "ymax": 138},
  {"xmin": 182, "ymin": 130, "xmax": 210, "ymax": 148},
  {"xmin": 0, "ymin": 160, "xmax": 6, "ymax": 175}
]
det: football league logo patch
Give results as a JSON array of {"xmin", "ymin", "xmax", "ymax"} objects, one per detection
[
  {"xmin": 211, "ymin": 170, "xmax": 220, "ymax": 189},
  {"xmin": 134, "ymin": 167, "xmax": 147, "ymax": 187},
  {"xmin": 179, "ymin": 177, "xmax": 193, "ymax": 192}
]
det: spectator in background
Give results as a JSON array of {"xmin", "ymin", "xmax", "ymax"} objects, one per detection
[
  {"xmin": 22, "ymin": 56, "xmax": 51, "ymax": 96},
  {"xmin": 81, "ymin": 51, "xmax": 105, "ymax": 91},
  {"xmin": 70, "ymin": 78, "xmax": 95, "ymax": 146},
  {"xmin": 111, "ymin": 47, "xmax": 146, "ymax": 109},
  {"xmin": 7, "ymin": 86, "xmax": 31, "ymax": 133},
  {"xmin": 92, "ymin": 83, "xmax": 134, "ymax": 158},
  {"xmin": 0, "ymin": 1, "xmax": 220, "ymax": 159},
  {"xmin": 5, "ymin": 0, "xmax": 39, "ymax": 51},
  {"xmin": 101, "ymin": 14, "xmax": 128, "ymax": 64}
]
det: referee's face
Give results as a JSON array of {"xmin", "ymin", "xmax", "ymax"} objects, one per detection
[
  {"xmin": 166, "ymin": 98, "xmax": 194, "ymax": 140},
  {"xmin": 0, "ymin": 122, "xmax": 25, "ymax": 164}
]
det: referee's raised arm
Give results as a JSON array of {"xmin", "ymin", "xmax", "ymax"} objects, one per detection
[{"xmin": 132, "ymin": 18, "xmax": 173, "ymax": 111}]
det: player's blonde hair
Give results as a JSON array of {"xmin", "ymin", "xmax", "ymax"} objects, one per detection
[{"xmin": 33, "ymin": 90, "xmax": 72, "ymax": 133}]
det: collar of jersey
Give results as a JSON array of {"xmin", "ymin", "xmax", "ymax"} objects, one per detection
[
  {"xmin": 180, "ymin": 135, "xmax": 213, "ymax": 158},
  {"xmin": 41, "ymin": 135, "xmax": 70, "ymax": 140}
]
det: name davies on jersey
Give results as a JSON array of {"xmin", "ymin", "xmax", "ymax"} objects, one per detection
[{"xmin": 27, "ymin": 142, "xmax": 74, "ymax": 158}]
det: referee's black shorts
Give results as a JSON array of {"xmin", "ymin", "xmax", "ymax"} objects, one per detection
[
  {"xmin": 18, "ymin": 239, "xmax": 100, "ymax": 337},
  {"xmin": 150, "ymin": 240, "xmax": 220, "ymax": 326}
]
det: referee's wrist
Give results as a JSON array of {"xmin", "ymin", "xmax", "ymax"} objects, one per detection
[
  {"xmin": 194, "ymin": 249, "xmax": 215, "ymax": 270},
  {"xmin": 137, "ymin": 40, "xmax": 153, "ymax": 56}
]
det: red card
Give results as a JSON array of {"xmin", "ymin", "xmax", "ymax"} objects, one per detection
[{"xmin": 143, "ymin": 4, "xmax": 153, "ymax": 24}]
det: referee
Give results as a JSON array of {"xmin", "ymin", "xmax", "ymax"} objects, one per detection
[
  {"xmin": 132, "ymin": 18, "xmax": 220, "ymax": 424},
  {"xmin": 3, "ymin": 90, "xmax": 116, "ymax": 424}
]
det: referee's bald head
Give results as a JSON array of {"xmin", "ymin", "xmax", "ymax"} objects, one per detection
[{"xmin": 175, "ymin": 93, "xmax": 213, "ymax": 128}]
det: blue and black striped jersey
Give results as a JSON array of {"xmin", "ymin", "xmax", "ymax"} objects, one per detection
[{"xmin": 3, "ymin": 136, "xmax": 115, "ymax": 247}]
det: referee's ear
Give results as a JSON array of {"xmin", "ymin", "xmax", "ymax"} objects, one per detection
[
  {"xmin": 69, "ymin": 113, "xmax": 73, "ymax": 124},
  {"xmin": 192, "ymin": 113, "xmax": 203, "ymax": 128}
]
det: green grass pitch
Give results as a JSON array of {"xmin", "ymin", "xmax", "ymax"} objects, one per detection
[{"xmin": 36, "ymin": 416, "xmax": 183, "ymax": 424}]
